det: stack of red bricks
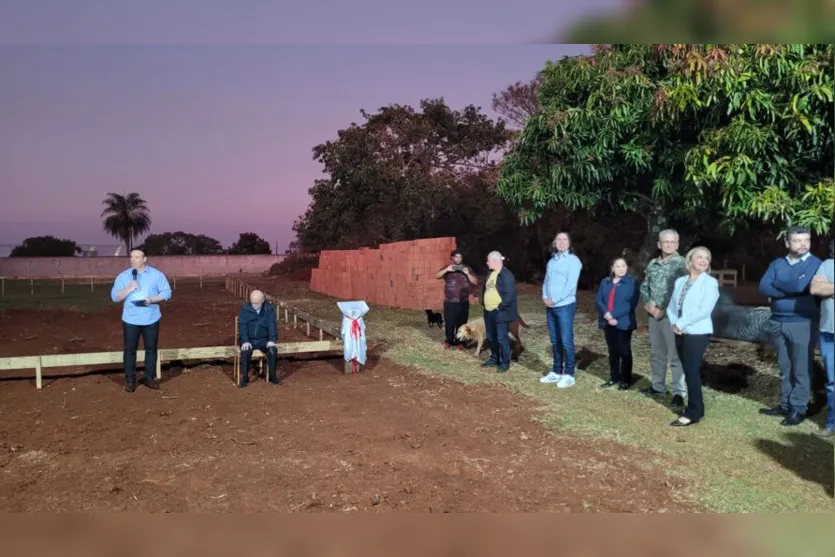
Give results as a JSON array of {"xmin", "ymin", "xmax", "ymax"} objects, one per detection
[{"xmin": 310, "ymin": 237, "xmax": 467, "ymax": 310}]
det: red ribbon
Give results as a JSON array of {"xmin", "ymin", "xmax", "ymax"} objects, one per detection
[{"xmin": 350, "ymin": 318, "xmax": 362, "ymax": 339}]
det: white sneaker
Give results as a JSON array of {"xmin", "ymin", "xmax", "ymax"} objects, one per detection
[
  {"xmin": 540, "ymin": 372, "xmax": 563, "ymax": 384},
  {"xmin": 557, "ymin": 375, "xmax": 576, "ymax": 389}
]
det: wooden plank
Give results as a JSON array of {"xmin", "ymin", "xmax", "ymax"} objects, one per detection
[
  {"xmin": 0, "ymin": 356, "xmax": 40, "ymax": 371},
  {"xmin": 40, "ymin": 351, "xmax": 126, "ymax": 368},
  {"xmin": 159, "ymin": 346, "xmax": 236, "ymax": 360}
]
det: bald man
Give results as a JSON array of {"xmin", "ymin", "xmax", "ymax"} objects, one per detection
[
  {"xmin": 237, "ymin": 290, "xmax": 280, "ymax": 387},
  {"xmin": 480, "ymin": 251, "xmax": 518, "ymax": 372}
]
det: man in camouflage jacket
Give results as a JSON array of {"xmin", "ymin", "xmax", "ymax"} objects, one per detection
[{"xmin": 639, "ymin": 229, "xmax": 687, "ymax": 405}]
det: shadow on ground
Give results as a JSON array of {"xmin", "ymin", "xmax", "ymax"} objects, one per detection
[{"xmin": 755, "ymin": 432, "xmax": 834, "ymax": 498}]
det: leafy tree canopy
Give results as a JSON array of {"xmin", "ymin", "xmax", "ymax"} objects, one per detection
[
  {"xmin": 229, "ymin": 232, "xmax": 271, "ymax": 255},
  {"xmin": 292, "ymin": 98, "xmax": 513, "ymax": 253},
  {"xmin": 138, "ymin": 231, "xmax": 224, "ymax": 256},
  {"xmin": 498, "ymin": 44, "xmax": 834, "ymax": 246},
  {"xmin": 10, "ymin": 236, "xmax": 82, "ymax": 257}
]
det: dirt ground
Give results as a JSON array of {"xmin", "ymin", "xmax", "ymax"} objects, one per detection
[{"xmin": 0, "ymin": 280, "xmax": 694, "ymax": 512}]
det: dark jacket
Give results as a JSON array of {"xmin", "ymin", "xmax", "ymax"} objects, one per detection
[
  {"xmin": 238, "ymin": 301, "xmax": 278, "ymax": 345},
  {"xmin": 595, "ymin": 275, "xmax": 640, "ymax": 330},
  {"xmin": 481, "ymin": 266, "xmax": 518, "ymax": 323}
]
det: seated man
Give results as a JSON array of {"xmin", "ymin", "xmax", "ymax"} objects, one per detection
[{"xmin": 238, "ymin": 289, "xmax": 280, "ymax": 387}]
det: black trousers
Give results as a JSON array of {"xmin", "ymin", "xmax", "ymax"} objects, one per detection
[
  {"xmin": 240, "ymin": 342, "xmax": 278, "ymax": 384},
  {"xmin": 444, "ymin": 301, "xmax": 470, "ymax": 345},
  {"xmin": 676, "ymin": 334, "xmax": 711, "ymax": 421},
  {"xmin": 123, "ymin": 320, "xmax": 160, "ymax": 384},
  {"xmin": 603, "ymin": 327, "xmax": 633, "ymax": 384}
]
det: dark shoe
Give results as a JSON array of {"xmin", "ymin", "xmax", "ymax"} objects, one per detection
[
  {"xmin": 443, "ymin": 343, "xmax": 452, "ymax": 349},
  {"xmin": 812, "ymin": 428, "xmax": 834, "ymax": 439},
  {"xmin": 125, "ymin": 382, "xmax": 137, "ymax": 393},
  {"xmin": 481, "ymin": 360, "xmax": 498, "ymax": 368},
  {"xmin": 670, "ymin": 394, "xmax": 685, "ymax": 408},
  {"xmin": 600, "ymin": 380, "xmax": 617, "ymax": 388},
  {"xmin": 759, "ymin": 406, "xmax": 788, "ymax": 417},
  {"xmin": 618, "ymin": 382, "xmax": 630, "ymax": 391},
  {"xmin": 145, "ymin": 378, "xmax": 160, "ymax": 390},
  {"xmin": 641, "ymin": 387, "xmax": 665, "ymax": 397},
  {"xmin": 238, "ymin": 381, "xmax": 249, "ymax": 389},
  {"xmin": 268, "ymin": 377, "xmax": 282, "ymax": 385},
  {"xmin": 497, "ymin": 365, "xmax": 509, "ymax": 373},
  {"xmin": 780, "ymin": 412, "xmax": 805, "ymax": 426}
]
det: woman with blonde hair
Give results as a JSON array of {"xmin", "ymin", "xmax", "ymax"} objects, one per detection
[{"xmin": 666, "ymin": 246, "xmax": 720, "ymax": 427}]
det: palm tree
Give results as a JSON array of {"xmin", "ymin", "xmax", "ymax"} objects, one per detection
[{"xmin": 100, "ymin": 192, "xmax": 152, "ymax": 254}]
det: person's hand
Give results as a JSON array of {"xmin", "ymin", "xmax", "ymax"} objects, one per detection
[
  {"xmin": 671, "ymin": 325, "xmax": 683, "ymax": 335},
  {"xmin": 644, "ymin": 301, "xmax": 656, "ymax": 313},
  {"xmin": 607, "ymin": 318, "xmax": 617, "ymax": 326},
  {"xmin": 603, "ymin": 311, "xmax": 613, "ymax": 320},
  {"xmin": 544, "ymin": 298, "xmax": 555, "ymax": 308},
  {"xmin": 241, "ymin": 342, "xmax": 252, "ymax": 351},
  {"xmin": 462, "ymin": 267, "xmax": 470, "ymax": 275},
  {"xmin": 140, "ymin": 298, "xmax": 151, "ymax": 306},
  {"xmin": 267, "ymin": 341, "xmax": 276, "ymax": 349},
  {"xmin": 812, "ymin": 275, "xmax": 828, "ymax": 284},
  {"xmin": 445, "ymin": 265, "xmax": 455, "ymax": 273},
  {"xmin": 127, "ymin": 280, "xmax": 138, "ymax": 292},
  {"xmin": 653, "ymin": 307, "xmax": 665, "ymax": 320}
]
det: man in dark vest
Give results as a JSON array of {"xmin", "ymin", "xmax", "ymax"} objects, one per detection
[
  {"xmin": 481, "ymin": 251, "xmax": 518, "ymax": 373},
  {"xmin": 238, "ymin": 289, "xmax": 280, "ymax": 387},
  {"xmin": 436, "ymin": 250, "xmax": 478, "ymax": 349}
]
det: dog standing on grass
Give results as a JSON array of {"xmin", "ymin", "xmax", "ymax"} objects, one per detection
[
  {"xmin": 425, "ymin": 309, "xmax": 444, "ymax": 328},
  {"xmin": 456, "ymin": 316, "xmax": 529, "ymax": 361}
]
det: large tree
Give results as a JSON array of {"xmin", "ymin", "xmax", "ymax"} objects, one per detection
[
  {"xmin": 100, "ymin": 192, "xmax": 152, "ymax": 254},
  {"xmin": 10, "ymin": 236, "xmax": 81, "ymax": 257},
  {"xmin": 497, "ymin": 44, "xmax": 834, "ymax": 271},
  {"xmin": 492, "ymin": 75, "xmax": 542, "ymax": 130},
  {"xmin": 293, "ymin": 98, "xmax": 513, "ymax": 253},
  {"xmin": 229, "ymin": 232, "xmax": 271, "ymax": 255},
  {"xmin": 138, "ymin": 231, "xmax": 224, "ymax": 256}
]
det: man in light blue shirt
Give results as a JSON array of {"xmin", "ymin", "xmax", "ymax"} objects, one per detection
[
  {"xmin": 540, "ymin": 232, "xmax": 583, "ymax": 388},
  {"xmin": 110, "ymin": 249, "xmax": 172, "ymax": 392},
  {"xmin": 811, "ymin": 238, "xmax": 834, "ymax": 438}
]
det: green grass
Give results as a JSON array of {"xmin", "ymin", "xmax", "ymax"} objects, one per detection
[{"xmin": 255, "ymin": 279, "xmax": 834, "ymax": 512}]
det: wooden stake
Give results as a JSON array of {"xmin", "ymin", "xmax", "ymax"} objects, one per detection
[
  {"xmin": 319, "ymin": 328, "xmax": 324, "ymax": 341},
  {"xmin": 90, "ymin": 277, "xmax": 94, "ymax": 292},
  {"xmin": 61, "ymin": 278, "xmax": 65, "ymax": 294},
  {"xmin": 306, "ymin": 321, "xmax": 311, "ymax": 337},
  {"xmin": 30, "ymin": 278, "xmax": 34, "ymax": 294},
  {"xmin": 35, "ymin": 357, "xmax": 42, "ymax": 390},
  {"xmin": 1, "ymin": 277, "xmax": 4, "ymax": 296},
  {"xmin": 156, "ymin": 350, "xmax": 162, "ymax": 380},
  {"xmin": 293, "ymin": 313, "xmax": 297, "ymax": 328},
  {"xmin": 200, "ymin": 275, "xmax": 203, "ymax": 290},
  {"xmin": 284, "ymin": 309, "xmax": 289, "ymax": 323},
  {"xmin": 173, "ymin": 275, "xmax": 177, "ymax": 290}
]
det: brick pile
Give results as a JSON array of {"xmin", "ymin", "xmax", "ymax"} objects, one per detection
[{"xmin": 310, "ymin": 237, "xmax": 475, "ymax": 310}]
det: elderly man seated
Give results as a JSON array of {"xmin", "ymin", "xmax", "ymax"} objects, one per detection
[{"xmin": 238, "ymin": 289, "xmax": 281, "ymax": 387}]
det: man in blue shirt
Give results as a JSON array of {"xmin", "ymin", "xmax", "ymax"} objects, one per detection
[
  {"xmin": 540, "ymin": 232, "xmax": 583, "ymax": 389},
  {"xmin": 110, "ymin": 249, "xmax": 172, "ymax": 392},
  {"xmin": 758, "ymin": 226, "xmax": 822, "ymax": 426},
  {"xmin": 810, "ymin": 238, "xmax": 834, "ymax": 438}
]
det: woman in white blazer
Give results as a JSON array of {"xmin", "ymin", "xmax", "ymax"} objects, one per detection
[{"xmin": 666, "ymin": 246, "xmax": 720, "ymax": 427}]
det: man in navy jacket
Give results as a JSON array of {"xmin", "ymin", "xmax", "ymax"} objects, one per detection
[
  {"xmin": 238, "ymin": 290, "xmax": 280, "ymax": 387},
  {"xmin": 758, "ymin": 226, "xmax": 822, "ymax": 426}
]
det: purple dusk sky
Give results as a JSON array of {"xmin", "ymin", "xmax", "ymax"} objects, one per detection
[{"xmin": 0, "ymin": 0, "xmax": 619, "ymax": 252}]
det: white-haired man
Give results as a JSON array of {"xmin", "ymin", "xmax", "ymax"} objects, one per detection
[
  {"xmin": 639, "ymin": 229, "xmax": 687, "ymax": 407},
  {"xmin": 238, "ymin": 290, "xmax": 280, "ymax": 387},
  {"xmin": 480, "ymin": 251, "xmax": 518, "ymax": 373}
]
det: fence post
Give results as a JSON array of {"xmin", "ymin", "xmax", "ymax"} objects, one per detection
[
  {"xmin": 61, "ymin": 277, "xmax": 65, "ymax": 294},
  {"xmin": 30, "ymin": 278, "xmax": 33, "ymax": 295}
]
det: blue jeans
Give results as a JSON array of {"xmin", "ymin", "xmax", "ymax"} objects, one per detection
[
  {"xmin": 484, "ymin": 310, "xmax": 511, "ymax": 366},
  {"xmin": 821, "ymin": 332, "xmax": 834, "ymax": 430},
  {"xmin": 546, "ymin": 303, "xmax": 576, "ymax": 376}
]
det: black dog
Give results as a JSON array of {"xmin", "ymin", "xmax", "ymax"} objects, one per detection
[{"xmin": 425, "ymin": 309, "xmax": 444, "ymax": 328}]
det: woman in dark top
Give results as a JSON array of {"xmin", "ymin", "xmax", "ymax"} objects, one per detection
[{"xmin": 595, "ymin": 257, "xmax": 641, "ymax": 390}]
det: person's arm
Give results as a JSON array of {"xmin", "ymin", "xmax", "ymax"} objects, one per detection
[
  {"xmin": 639, "ymin": 265, "xmax": 651, "ymax": 306},
  {"xmin": 542, "ymin": 261, "xmax": 552, "ymax": 301},
  {"xmin": 552, "ymin": 256, "xmax": 581, "ymax": 305},
  {"xmin": 238, "ymin": 308, "xmax": 250, "ymax": 344},
  {"xmin": 110, "ymin": 273, "xmax": 131, "ymax": 303},
  {"xmin": 498, "ymin": 271, "xmax": 517, "ymax": 310},
  {"xmin": 758, "ymin": 260, "xmax": 785, "ymax": 299},
  {"xmin": 465, "ymin": 266, "xmax": 478, "ymax": 285},
  {"xmin": 148, "ymin": 272, "xmax": 172, "ymax": 304},
  {"xmin": 665, "ymin": 279, "xmax": 680, "ymax": 326},
  {"xmin": 595, "ymin": 280, "xmax": 608, "ymax": 316},
  {"xmin": 436, "ymin": 266, "xmax": 450, "ymax": 279},
  {"xmin": 773, "ymin": 259, "xmax": 818, "ymax": 295},
  {"xmin": 267, "ymin": 305, "xmax": 278, "ymax": 343},
  {"xmin": 677, "ymin": 278, "xmax": 721, "ymax": 331},
  {"xmin": 811, "ymin": 271, "xmax": 834, "ymax": 297}
]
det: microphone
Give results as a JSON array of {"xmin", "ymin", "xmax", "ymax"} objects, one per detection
[{"xmin": 132, "ymin": 269, "xmax": 138, "ymax": 281}]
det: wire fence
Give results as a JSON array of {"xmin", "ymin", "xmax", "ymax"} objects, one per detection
[{"xmin": 0, "ymin": 275, "xmax": 226, "ymax": 297}]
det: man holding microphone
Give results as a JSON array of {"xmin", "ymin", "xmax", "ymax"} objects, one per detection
[{"xmin": 110, "ymin": 248, "xmax": 172, "ymax": 392}]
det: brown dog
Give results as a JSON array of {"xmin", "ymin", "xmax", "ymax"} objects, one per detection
[{"xmin": 455, "ymin": 316, "xmax": 529, "ymax": 360}]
